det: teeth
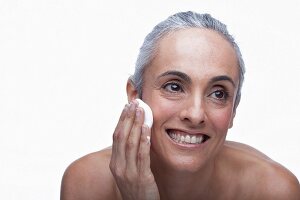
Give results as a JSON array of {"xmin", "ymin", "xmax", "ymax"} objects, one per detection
[
  {"xmin": 191, "ymin": 136, "xmax": 196, "ymax": 144},
  {"xmin": 184, "ymin": 135, "xmax": 190, "ymax": 143},
  {"xmin": 170, "ymin": 133, "xmax": 176, "ymax": 139},
  {"xmin": 197, "ymin": 136, "xmax": 203, "ymax": 143},
  {"xmin": 180, "ymin": 135, "xmax": 185, "ymax": 143},
  {"xmin": 168, "ymin": 131, "xmax": 206, "ymax": 144}
]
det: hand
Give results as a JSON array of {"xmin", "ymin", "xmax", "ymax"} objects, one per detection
[{"xmin": 109, "ymin": 100, "xmax": 160, "ymax": 200}]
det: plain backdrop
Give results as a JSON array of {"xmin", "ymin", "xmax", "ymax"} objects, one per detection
[{"xmin": 0, "ymin": 0, "xmax": 299, "ymax": 199}]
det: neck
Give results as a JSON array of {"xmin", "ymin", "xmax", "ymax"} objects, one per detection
[{"xmin": 150, "ymin": 152, "xmax": 220, "ymax": 200}]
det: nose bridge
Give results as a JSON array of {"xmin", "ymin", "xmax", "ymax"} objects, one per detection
[{"xmin": 181, "ymin": 91, "xmax": 206, "ymax": 125}]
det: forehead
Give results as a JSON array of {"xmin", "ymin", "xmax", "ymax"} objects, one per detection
[{"xmin": 146, "ymin": 28, "xmax": 239, "ymax": 82}]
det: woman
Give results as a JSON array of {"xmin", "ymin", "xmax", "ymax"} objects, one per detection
[{"xmin": 61, "ymin": 11, "xmax": 300, "ymax": 200}]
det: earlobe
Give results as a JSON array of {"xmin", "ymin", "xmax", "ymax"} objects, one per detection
[{"xmin": 126, "ymin": 79, "xmax": 138, "ymax": 102}]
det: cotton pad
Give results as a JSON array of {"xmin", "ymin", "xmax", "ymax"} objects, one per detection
[{"xmin": 136, "ymin": 99, "xmax": 153, "ymax": 128}]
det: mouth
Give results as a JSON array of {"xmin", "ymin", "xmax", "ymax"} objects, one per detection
[{"xmin": 166, "ymin": 129, "xmax": 210, "ymax": 145}]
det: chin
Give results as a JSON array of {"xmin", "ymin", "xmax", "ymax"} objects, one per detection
[
  {"xmin": 151, "ymin": 147, "xmax": 209, "ymax": 174},
  {"xmin": 171, "ymin": 154, "xmax": 210, "ymax": 172},
  {"xmin": 150, "ymin": 127, "xmax": 223, "ymax": 173}
]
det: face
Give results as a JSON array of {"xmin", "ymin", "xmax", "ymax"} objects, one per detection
[{"xmin": 133, "ymin": 28, "xmax": 239, "ymax": 172}]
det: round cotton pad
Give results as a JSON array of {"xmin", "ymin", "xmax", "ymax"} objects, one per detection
[{"xmin": 136, "ymin": 99, "xmax": 153, "ymax": 128}]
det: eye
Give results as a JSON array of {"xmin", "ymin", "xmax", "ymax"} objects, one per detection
[
  {"xmin": 210, "ymin": 90, "xmax": 228, "ymax": 100},
  {"xmin": 163, "ymin": 82, "xmax": 183, "ymax": 93}
]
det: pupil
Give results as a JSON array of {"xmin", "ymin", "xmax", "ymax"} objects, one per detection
[
  {"xmin": 215, "ymin": 91, "xmax": 224, "ymax": 98},
  {"xmin": 171, "ymin": 84, "xmax": 179, "ymax": 91}
]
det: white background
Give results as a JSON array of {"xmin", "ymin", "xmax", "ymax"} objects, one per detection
[{"xmin": 1, "ymin": 0, "xmax": 299, "ymax": 199}]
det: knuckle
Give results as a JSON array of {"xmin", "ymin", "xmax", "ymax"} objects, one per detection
[
  {"xmin": 109, "ymin": 161, "xmax": 124, "ymax": 177},
  {"xmin": 140, "ymin": 173, "xmax": 154, "ymax": 184},
  {"xmin": 113, "ymin": 166, "xmax": 125, "ymax": 177},
  {"xmin": 113, "ymin": 130, "xmax": 123, "ymax": 142},
  {"xmin": 137, "ymin": 152, "xmax": 144, "ymax": 161},
  {"xmin": 109, "ymin": 161, "xmax": 115, "ymax": 171},
  {"xmin": 132, "ymin": 123, "xmax": 140, "ymax": 131},
  {"xmin": 141, "ymin": 134, "xmax": 148, "ymax": 143},
  {"xmin": 126, "ymin": 139, "xmax": 136, "ymax": 151},
  {"xmin": 124, "ymin": 170, "xmax": 135, "ymax": 182}
]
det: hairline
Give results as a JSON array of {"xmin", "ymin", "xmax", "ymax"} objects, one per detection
[
  {"xmin": 138, "ymin": 28, "xmax": 242, "ymax": 95},
  {"xmin": 130, "ymin": 12, "xmax": 245, "ymax": 110}
]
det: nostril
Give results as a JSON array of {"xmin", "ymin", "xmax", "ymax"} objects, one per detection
[
  {"xmin": 178, "ymin": 98, "xmax": 207, "ymax": 125},
  {"xmin": 180, "ymin": 107, "xmax": 206, "ymax": 125}
]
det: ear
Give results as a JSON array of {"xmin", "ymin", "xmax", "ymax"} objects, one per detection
[{"xmin": 126, "ymin": 79, "xmax": 138, "ymax": 102}]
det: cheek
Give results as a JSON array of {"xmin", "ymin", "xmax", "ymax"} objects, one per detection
[
  {"xmin": 151, "ymin": 99, "xmax": 179, "ymax": 125},
  {"xmin": 208, "ymin": 108, "xmax": 233, "ymax": 130}
]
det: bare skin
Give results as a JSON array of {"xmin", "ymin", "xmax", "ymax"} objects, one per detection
[
  {"xmin": 61, "ymin": 143, "xmax": 300, "ymax": 200},
  {"xmin": 61, "ymin": 28, "xmax": 300, "ymax": 200}
]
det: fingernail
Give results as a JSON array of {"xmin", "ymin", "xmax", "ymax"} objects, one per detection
[
  {"xmin": 132, "ymin": 99, "xmax": 138, "ymax": 104},
  {"xmin": 130, "ymin": 102, "xmax": 135, "ymax": 111},
  {"xmin": 142, "ymin": 126, "xmax": 151, "ymax": 144},
  {"xmin": 146, "ymin": 136, "xmax": 151, "ymax": 145},
  {"xmin": 136, "ymin": 107, "xmax": 141, "ymax": 118}
]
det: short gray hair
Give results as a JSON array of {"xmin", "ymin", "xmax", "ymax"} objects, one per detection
[{"xmin": 130, "ymin": 11, "xmax": 245, "ymax": 109}]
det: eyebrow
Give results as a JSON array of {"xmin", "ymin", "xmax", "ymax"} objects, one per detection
[
  {"xmin": 209, "ymin": 75, "xmax": 236, "ymax": 88},
  {"xmin": 156, "ymin": 70, "xmax": 192, "ymax": 83},
  {"xmin": 157, "ymin": 70, "xmax": 236, "ymax": 88}
]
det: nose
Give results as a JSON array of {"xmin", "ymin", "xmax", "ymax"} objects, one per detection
[{"xmin": 179, "ymin": 95, "xmax": 206, "ymax": 126}]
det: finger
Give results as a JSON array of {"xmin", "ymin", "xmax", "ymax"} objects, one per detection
[
  {"xmin": 111, "ymin": 103, "xmax": 129, "ymax": 166},
  {"xmin": 125, "ymin": 106, "xmax": 144, "ymax": 172},
  {"xmin": 111, "ymin": 102, "xmax": 137, "ymax": 170},
  {"xmin": 137, "ymin": 125, "xmax": 152, "ymax": 175}
]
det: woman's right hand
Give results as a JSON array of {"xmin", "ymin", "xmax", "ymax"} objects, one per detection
[{"xmin": 109, "ymin": 100, "xmax": 160, "ymax": 200}]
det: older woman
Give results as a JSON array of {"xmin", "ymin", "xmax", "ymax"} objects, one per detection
[{"xmin": 61, "ymin": 11, "xmax": 300, "ymax": 200}]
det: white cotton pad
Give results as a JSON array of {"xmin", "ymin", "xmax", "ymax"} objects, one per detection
[{"xmin": 136, "ymin": 99, "xmax": 153, "ymax": 128}]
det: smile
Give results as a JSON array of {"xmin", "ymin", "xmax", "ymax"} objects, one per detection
[{"xmin": 166, "ymin": 129, "xmax": 210, "ymax": 145}]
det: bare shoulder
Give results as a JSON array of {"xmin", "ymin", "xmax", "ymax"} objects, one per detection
[
  {"xmin": 222, "ymin": 141, "xmax": 300, "ymax": 200},
  {"xmin": 60, "ymin": 147, "xmax": 120, "ymax": 200}
]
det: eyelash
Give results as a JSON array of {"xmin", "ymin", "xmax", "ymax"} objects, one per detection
[
  {"xmin": 161, "ymin": 82, "xmax": 230, "ymax": 102},
  {"xmin": 162, "ymin": 81, "xmax": 184, "ymax": 93},
  {"xmin": 209, "ymin": 89, "xmax": 229, "ymax": 101}
]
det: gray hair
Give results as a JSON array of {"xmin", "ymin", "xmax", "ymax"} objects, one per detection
[{"xmin": 130, "ymin": 11, "xmax": 245, "ymax": 109}]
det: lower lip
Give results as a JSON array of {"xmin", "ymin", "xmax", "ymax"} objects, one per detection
[{"xmin": 166, "ymin": 131, "xmax": 209, "ymax": 149}]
